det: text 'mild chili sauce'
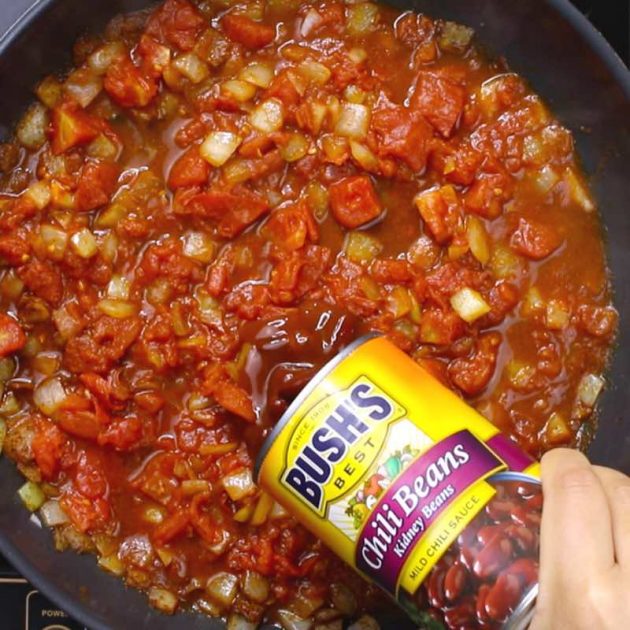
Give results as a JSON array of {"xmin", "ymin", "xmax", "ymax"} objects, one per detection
[{"xmin": 0, "ymin": 0, "xmax": 617, "ymax": 627}]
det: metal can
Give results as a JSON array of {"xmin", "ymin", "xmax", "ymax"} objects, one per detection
[{"xmin": 255, "ymin": 335, "xmax": 541, "ymax": 629}]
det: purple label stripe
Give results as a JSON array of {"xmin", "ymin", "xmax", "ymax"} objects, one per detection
[
  {"xmin": 486, "ymin": 433, "xmax": 534, "ymax": 473},
  {"xmin": 355, "ymin": 430, "xmax": 505, "ymax": 594}
]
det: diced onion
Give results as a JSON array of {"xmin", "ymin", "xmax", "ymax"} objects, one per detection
[
  {"xmin": 97, "ymin": 299, "xmax": 138, "ymax": 319},
  {"xmin": 227, "ymin": 614, "xmax": 257, "ymax": 630},
  {"xmin": 172, "ymin": 53, "xmax": 209, "ymax": 84},
  {"xmin": 297, "ymin": 59, "xmax": 331, "ymax": 85},
  {"xmin": 335, "ymin": 103, "xmax": 370, "ymax": 140},
  {"xmin": 107, "ymin": 275, "xmax": 131, "ymax": 300},
  {"xmin": 18, "ymin": 481, "xmax": 46, "ymax": 512},
  {"xmin": 280, "ymin": 133, "xmax": 309, "ymax": 162},
  {"xmin": 300, "ymin": 8, "xmax": 323, "ymax": 37},
  {"xmin": 36, "ymin": 76, "xmax": 63, "ymax": 108},
  {"xmin": 195, "ymin": 290, "xmax": 223, "ymax": 327},
  {"xmin": 39, "ymin": 500, "xmax": 69, "ymax": 526},
  {"xmin": 181, "ymin": 479, "xmax": 210, "ymax": 496},
  {"xmin": 70, "ymin": 228, "xmax": 98, "ymax": 258},
  {"xmin": 206, "ymin": 572, "xmax": 239, "ymax": 607},
  {"xmin": 222, "ymin": 469, "xmax": 255, "ymax": 501},
  {"xmin": 346, "ymin": 3, "xmax": 380, "ymax": 36},
  {"xmin": 143, "ymin": 506, "xmax": 165, "ymax": 524},
  {"xmin": 16, "ymin": 103, "xmax": 48, "ymax": 150},
  {"xmin": 349, "ymin": 141, "xmax": 378, "ymax": 171},
  {"xmin": 565, "ymin": 167, "xmax": 595, "ymax": 211},
  {"xmin": 290, "ymin": 591, "xmax": 325, "ymax": 619},
  {"xmin": 156, "ymin": 547, "xmax": 174, "ymax": 567},
  {"xmin": 26, "ymin": 181, "xmax": 52, "ymax": 210},
  {"xmin": 344, "ymin": 232, "xmax": 382, "ymax": 263},
  {"xmin": 348, "ymin": 47, "xmax": 368, "ymax": 63},
  {"xmin": 64, "ymin": 69, "xmax": 103, "ymax": 108},
  {"xmin": 33, "ymin": 351, "xmax": 61, "ymax": 376},
  {"xmin": 250, "ymin": 491, "xmax": 274, "ymax": 525},
  {"xmin": 387, "ymin": 286, "xmax": 412, "ymax": 319},
  {"xmin": 521, "ymin": 286, "xmax": 545, "ymax": 316},
  {"xmin": 222, "ymin": 79, "xmax": 257, "ymax": 102},
  {"xmin": 249, "ymin": 99, "xmax": 285, "ymax": 133},
  {"xmin": 100, "ymin": 231, "xmax": 119, "ymax": 263},
  {"xmin": 88, "ymin": 41, "xmax": 126, "ymax": 75},
  {"xmin": 239, "ymin": 62, "xmax": 274, "ymax": 88},
  {"xmin": 533, "ymin": 165, "xmax": 559, "ymax": 193},
  {"xmin": 200, "ymin": 131, "xmax": 242, "ymax": 167},
  {"xmin": 147, "ymin": 278, "xmax": 174, "ymax": 306},
  {"xmin": 438, "ymin": 21, "xmax": 474, "ymax": 52},
  {"xmin": 450, "ymin": 288, "xmax": 491, "ymax": 323},
  {"xmin": 40, "ymin": 224, "xmax": 68, "ymax": 261},
  {"xmin": 305, "ymin": 181, "xmax": 328, "ymax": 221},
  {"xmin": 321, "ymin": 134, "xmax": 349, "ymax": 163},
  {"xmin": 466, "ymin": 216, "xmax": 490, "ymax": 265},
  {"xmin": 505, "ymin": 360, "xmax": 536, "ymax": 390},
  {"xmin": 330, "ymin": 583, "xmax": 357, "ymax": 616},
  {"xmin": 33, "ymin": 377, "xmax": 67, "ymax": 415},
  {"xmin": 88, "ymin": 134, "xmax": 120, "ymax": 160},
  {"xmin": 98, "ymin": 553, "xmax": 125, "ymax": 576},
  {"xmin": 0, "ymin": 392, "xmax": 19, "ymax": 416},
  {"xmin": 148, "ymin": 586, "xmax": 179, "ymax": 614},
  {"xmin": 0, "ymin": 270, "xmax": 25, "ymax": 300},
  {"xmin": 276, "ymin": 610, "xmax": 313, "ymax": 630},
  {"xmin": 348, "ymin": 615, "xmax": 380, "ymax": 630},
  {"xmin": 52, "ymin": 304, "xmax": 83, "ymax": 340},
  {"xmin": 545, "ymin": 299, "xmax": 570, "ymax": 330},
  {"xmin": 577, "ymin": 373, "xmax": 605, "ymax": 407},
  {"xmin": 241, "ymin": 570, "xmax": 270, "ymax": 603},
  {"xmin": 545, "ymin": 412, "xmax": 571, "ymax": 445},
  {"xmin": 269, "ymin": 501, "xmax": 289, "ymax": 520}
]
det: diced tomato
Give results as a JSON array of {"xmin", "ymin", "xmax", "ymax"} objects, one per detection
[
  {"xmin": 98, "ymin": 415, "xmax": 143, "ymax": 450},
  {"xmin": 152, "ymin": 511, "xmax": 190, "ymax": 545},
  {"xmin": 176, "ymin": 188, "xmax": 270, "ymax": 238},
  {"xmin": 75, "ymin": 159, "xmax": 121, "ymax": 212},
  {"xmin": 145, "ymin": 0, "xmax": 206, "ymax": 52},
  {"xmin": 74, "ymin": 451, "xmax": 109, "ymax": 499},
  {"xmin": 262, "ymin": 202, "xmax": 318, "ymax": 250},
  {"xmin": 463, "ymin": 171, "xmax": 513, "ymax": 219},
  {"xmin": 448, "ymin": 332, "xmax": 501, "ymax": 396},
  {"xmin": 510, "ymin": 218, "xmax": 561, "ymax": 260},
  {"xmin": 264, "ymin": 72, "xmax": 301, "ymax": 108},
  {"xmin": 104, "ymin": 56, "xmax": 159, "ymax": 108},
  {"xmin": 370, "ymin": 103, "xmax": 432, "ymax": 171},
  {"xmin": 577, "ymin": 305, "xmax": 618, "ymax": 338},
  {"xmin": 32, "ymin": 419, "xmax": 66, "ymax": 479},
  {"xmin": 203, "ymin": 364, "xmax": 255, "ymax": 422},
  {"xmin": 222, "ymin": 14, "xmax": 275, "ymax": 50},
  {"xmin": 137, "ymin": 35, "xmax": 171, "ymax": 78},
  {"xmin": 50, "ymin": 102, "xmax": 101, "ymax": 154},
  {"xmin": 18, "ymin": 259, "xmax": 63, "ymax": 306},
  {"xmin": 419, "ymin": 306, "xmax": 465, "ymax": 345},
  {"xmin": 410, "ymin": 72, "xmax": 465, "ymax": 138},
  {"xmin": 0, "ymin": 313, "xmax": 26, "ymax": 357},
  {"xmin": 329, "ymin": 175, "xmax": 383, "ymax": 229},
  {"xmin": 0, "ymin": 234, "xmax": 30, "ymax": 266},
  {"xmin": 415, "ymin": 186, "xmax": 462, "ymax": 245},
  {"xmin": 61, "ymin": 489, "xmax": 110, "ymax": 533},
  {"xmin": 370, "ymin": 259, "xmax": 413, "ymax": 284},
  {"xmin": 430, "ymin": 140, "xmax": 483, "ymax": 186},
  {"xmin": 57, "ymin": 394, "xmax": 109, "ymax": 441},
  {"xmin": 167, "ymin": 147, "xmax": 210, "ymax": 189}
]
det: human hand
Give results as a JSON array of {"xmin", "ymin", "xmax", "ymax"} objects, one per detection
[{"xmin": 530, "ymin": 448, "xmax": 630, "ymax": 629}]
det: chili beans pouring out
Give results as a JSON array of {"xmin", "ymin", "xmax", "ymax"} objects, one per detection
[{"xmin": 0, "ymin": 0, "xmax": 615, "ymax": 627}]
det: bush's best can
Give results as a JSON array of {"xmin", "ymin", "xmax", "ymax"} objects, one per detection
[{"xmin": 255, "ymin": 335, "xmax": 541, "ymax": 629}]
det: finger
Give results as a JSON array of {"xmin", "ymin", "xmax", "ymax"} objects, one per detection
[
  {"xmin": 540, "ymin": 449, "xmax": 615, "ymax": 582},
  {"xmin": 593, "ymin": 466, "xmax": 630, "ymax": 568}
]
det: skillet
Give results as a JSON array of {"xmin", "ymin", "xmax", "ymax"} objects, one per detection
[{"xmin": 0, "ymin": 1, "xmax": 629, "ymax": 628}]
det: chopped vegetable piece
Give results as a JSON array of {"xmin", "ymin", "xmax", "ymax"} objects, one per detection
[
  {"xmin": 450, "ymin": 288, "xmax": 491, "ymax": 323},
  {"xmin": 329, "ymin": 175, "xmax": 382, "ymax": 229},
  {"xmin": 200, "ymin": 131, "xmax": 243, "ymax": 167},
  {"xmin": 18, "ymin": 481, "xmax": 46, "ymax": 512}
]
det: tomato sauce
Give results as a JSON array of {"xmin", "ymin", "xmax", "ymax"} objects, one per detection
[{"xmin": 0, "ymin": 0, "xmax": 616, "ymax": 626}]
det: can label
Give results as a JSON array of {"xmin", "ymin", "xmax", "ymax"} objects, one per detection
[{"xmin": 257, "ymin": 336, "xmax": 539, "ymax": 603}]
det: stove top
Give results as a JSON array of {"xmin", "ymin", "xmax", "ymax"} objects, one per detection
[{"xmin": 0, "ymin": 2, "xmax": 628, "ymax": 629}]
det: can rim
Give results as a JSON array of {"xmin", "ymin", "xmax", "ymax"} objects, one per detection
[{"xmin": 253, "ymin": 332, "xmax": 379, "ymax": 479}]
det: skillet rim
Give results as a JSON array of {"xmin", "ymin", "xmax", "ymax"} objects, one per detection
[{"xmin": 0, "ymin": 1, "xmax": 628, "ymax": 629}]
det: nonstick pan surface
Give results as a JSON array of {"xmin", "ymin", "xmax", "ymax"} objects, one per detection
[{"xmin": 0, "ymin": 1, "xmax": 629, "ymax": 628}]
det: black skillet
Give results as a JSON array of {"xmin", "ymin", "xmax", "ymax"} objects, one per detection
[{"xmin": 0, "ymin": 1, "xmax": 629, "ymax": 628}]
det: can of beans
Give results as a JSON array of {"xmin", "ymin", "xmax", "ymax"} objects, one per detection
[{"xmin": 255, "ymin": 335, "xmax": 541, "ymax": 629}]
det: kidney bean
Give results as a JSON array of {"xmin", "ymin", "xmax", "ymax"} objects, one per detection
[
  {"xmin": 475, "ymin": 584, "xmax": 491, "ymax": 623},
  {"xmin": 504, "ymin": 524, "xmax": 536, "ymax": 552},
  {"xmin": 427, "ymin": 566, "xmax": 448, "ymax": 609},
  {"xmin": 459, "ymin": 546, "xmax": 477, "ymax": 572},
  {"xmin": 485, "ymin": 572, "xmax": 523, "ymax": 621},
  {"xmin": 485, "ymin": 499, "xmax": 515, "ymax": 521},
  {"xmin": 444, "ymin": 562, "xmax": 469, "ymax": 601},
  {"xmin": 525, "ymin": 493, "xmax": 544, "ymax": 510},
  {"xmin": 504, "ymin": 558, "xmax": 538, "ymax": 586},
  {"xmin": 473, "ymin": 535, "xmax": 513, "ymax": 579},
  {"xmin": 476, "ymin": 525, "xmax": 504, "ymax": 545},
  {"xmin": 443, "ymin": 598, "xmax": 477, "ymax": 628}
]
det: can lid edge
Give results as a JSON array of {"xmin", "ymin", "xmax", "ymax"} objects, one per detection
[{"xmin": 253, "ymin": 332, "xmax": 380, "ymax": 480}]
